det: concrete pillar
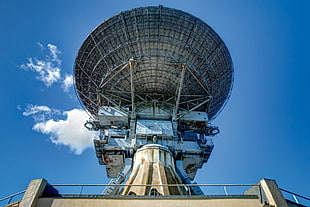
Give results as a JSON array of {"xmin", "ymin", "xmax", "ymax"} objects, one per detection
[
  {"xmin": 259, "ymin": 178, "xmax": 288, "ymax": 207},
  {"xmin": 19, "ymin": 179, "xmax": 47, "ymax": 207}
]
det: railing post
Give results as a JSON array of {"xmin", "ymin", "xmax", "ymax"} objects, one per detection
[
  {"xmin": 7, "ymin": 196, "xmax": 13, "ymax": 204},
  {"xmin": 292, "ymin": 194, "xmax": 299, "ymax": 204},
  {"xmin": 223, "ymin": 186, "xmax": 228, "ymax": 196},
  {"xmin": 79, "ymin": 185, "xmax": 84, "ymax": 195}
]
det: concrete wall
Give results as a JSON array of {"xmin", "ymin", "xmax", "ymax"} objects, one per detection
[
  {"xmin": 244, "ymin": 178, "xmax": 289, "ymax": 207},
  {"xmin": 36, "ymin": 197, "xmax": 263, "ymax": 207}
]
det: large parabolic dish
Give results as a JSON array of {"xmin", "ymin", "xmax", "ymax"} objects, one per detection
[{"xmin": 74, "ymin": 6, "xmax": 233, "ymax": 121}]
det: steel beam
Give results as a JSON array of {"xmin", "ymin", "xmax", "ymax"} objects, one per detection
[
  {"xmin": 99, "ymin": 63, "xmax": 129, "ymax": 89},
  {"xmin": 129, "ymin": 58, "xmax": 136, "ymax": 118},
  {"xmin": 185, "ymin": 66, "xmax": 211, "ymax": 96},
  {"xmin": 173, "ymin": 64, "xmax": 186, "ymax": 120},
  {"xmin": 177, "ymin": 98, "xmax": 211, "ymax": 119},
  {"xmin": 99, "ymin": 93, "xmax": 130, "ymax": 116}
]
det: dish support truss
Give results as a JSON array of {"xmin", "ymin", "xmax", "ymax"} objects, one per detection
[{"xmin": 85, "ymin": 58, "xmax": 219, "ymax": 196}]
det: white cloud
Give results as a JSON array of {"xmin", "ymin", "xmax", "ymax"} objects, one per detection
[
  {"xmin": 22, "ymin": 105, "xmax": 52, "ymax": 116},
  {"xmin": 20, "ymin": 43, "xmax": 62, "ymax": 87},
  {"xmin": 47, "ymin": 43, "xmax": 62, "ymax": 65},
  {"xmin": 37, "ymin": 42, "xmax": 44, "ymax": 50},
  {"xmin": 22, "ymin": 104, "xmax": 61, "ymax": 122},
  {"xmin": 25, "ymin": 107, "xmax": 94, "ymax": 155},
  {"xmin": 62, "ymin": 74, "xmax": 74, "ymax": 92}
]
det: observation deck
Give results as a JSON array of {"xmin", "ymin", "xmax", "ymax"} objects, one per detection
[{"xmin": 2, "ymin": 178, "xmax": 309, "ymax": 207}]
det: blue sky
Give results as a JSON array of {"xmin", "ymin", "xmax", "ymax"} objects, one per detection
[{"xmin": 0, "ymin": 0, "xmax": 309, "ymax": 201}]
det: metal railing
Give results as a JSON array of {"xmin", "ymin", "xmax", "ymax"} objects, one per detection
[
  {"xmin": 0, "ymin": 190, "xmax": 25, "ymax": 206},
  {"xmin": 49, "ymin": 183, "xmax": 262, "ymax": 199},
  {"xmin": 280, "ymin": 188, "xmax": 310, "ymax": 206},
  {"xmin": 2, "ymin": 183, "xmax": 309, "ymax": 206}
]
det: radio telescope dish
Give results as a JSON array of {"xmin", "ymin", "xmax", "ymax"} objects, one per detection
[{"xmin": 74, "ymin": 6, "xmax": 233, "ymax": 121}]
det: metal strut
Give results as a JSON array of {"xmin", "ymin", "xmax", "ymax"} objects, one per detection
[
  {"xmin": 99, "ymin": 63, "xmax": 129, "ymax": 89},
  {"xmin": 129, "ymin": 58, "xmax": 136, "ymax": 119},
  {"xmin": 173, "ymin": 64, "xmax": 186, "ymax": 120}
]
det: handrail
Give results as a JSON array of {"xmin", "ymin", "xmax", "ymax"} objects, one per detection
[
  {"xmin": 0, "ymin": 184, "xmax": 263, "ymax": 206},
  {"xmin": 52, "ymin": 183, "xmax": 260, "ymax": 187},
  {"xmin": 279, "ymin": 188, "xmax": 310, "ymax": 201},
  {"xmin": 2, "ymin": 184, "xmax": 309, "ymax": 206},
  {"xmin": 0, "ymin": 190, "xmax": 26, "ymax": 205},
  {"xmin": 50, "ymin": 183, "xmax": 262, "ymax": 199}
]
